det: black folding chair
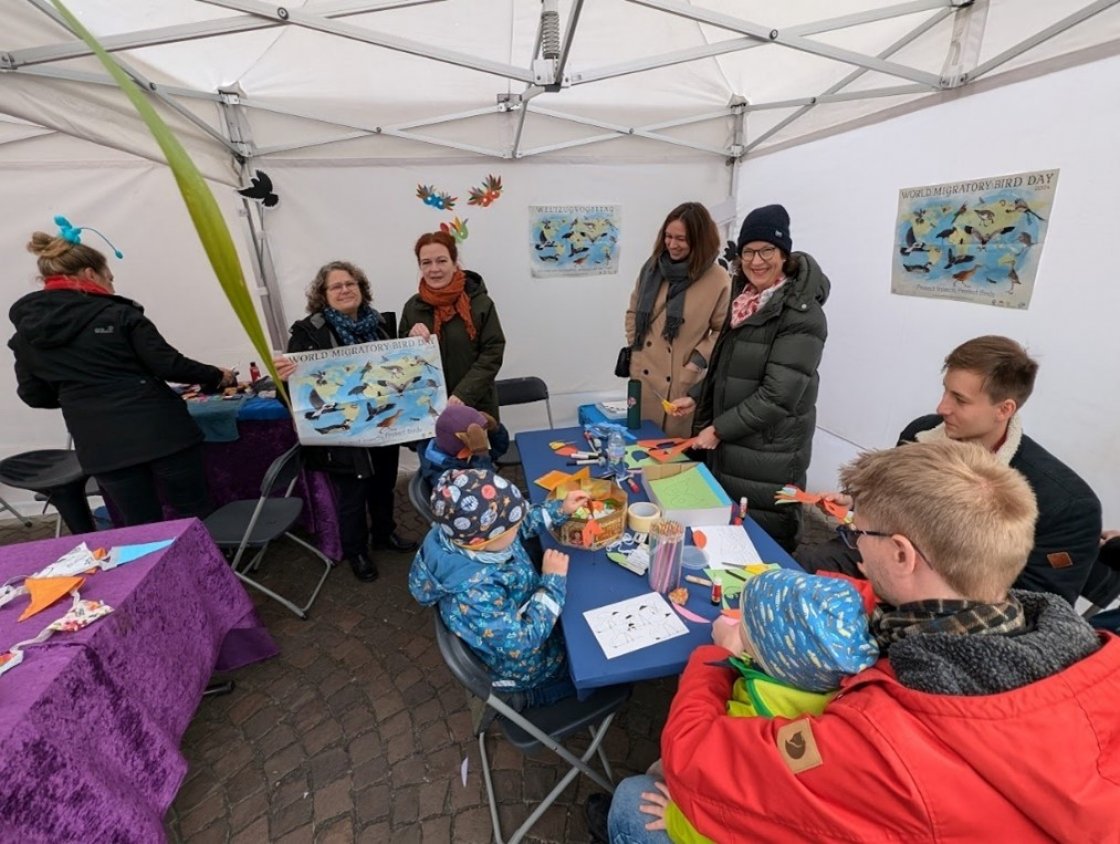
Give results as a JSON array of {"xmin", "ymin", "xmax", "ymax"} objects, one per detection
[
  {"xmin": 408, "ymin": 471, "xmax": 434, "ymax": 525},
  {"xmin": 1081, "ymin": 537, "xmax": 1120, "ymax": 619},
  {"xmin": 203, "ymin": 445, "xmax": 331, "ymax": 620},
  {"xmin": 433, "ymin": 612, "xmax": 628, "ymax": 844},
  {"xmin": 0, "ymin": 449, "xmax": 92, "ymax": 536},
  {"xmin": 494, "ymin": 377, "xmax": 554, "ymax": 469}
]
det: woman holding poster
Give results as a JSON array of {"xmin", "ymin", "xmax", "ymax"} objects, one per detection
[
  {"xmin": 399, "ymin": 231, "xmax": 506, "ymax": 420},
  {"xmin": 273, "ymin": 260, "xmax": 416, "ymax": 583}
]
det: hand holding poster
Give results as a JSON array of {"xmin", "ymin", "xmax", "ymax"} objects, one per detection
[{"xmin": 287, "ymin": 337, "xmax": 447, "ymax": 446}]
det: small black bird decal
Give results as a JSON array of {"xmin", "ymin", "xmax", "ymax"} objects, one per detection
[
  {"xmin": 717, "ymin": 240, "xmax": 738, "ymax": 271},
  {"xmin": 237, "ymin": 169, "xmax": 279, "ymax": 208},
  {"xmin": 943, "ymin": 247, "xmax": 974, "ymax": 269}
]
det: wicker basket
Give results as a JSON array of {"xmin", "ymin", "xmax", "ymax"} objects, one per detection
[{"xmin": 548, "ymin": 480, "xmax": 628, "ymax": 551}]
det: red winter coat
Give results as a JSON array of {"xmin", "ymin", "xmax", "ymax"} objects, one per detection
[{"xmin": 663, "ymin": 640, "xmax": 1120, "ymax": 842}]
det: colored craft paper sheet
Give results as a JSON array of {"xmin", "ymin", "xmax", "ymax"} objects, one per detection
[
  {"xmin": 648, "ymin": 469, "xmax": 726, "ymax": 510},
  {"xmin": 19, "ymin": 576, "xmax": 84, "ymax": 622},
  {"xmin": 535, "ymin": 470, "xmax": 575, "ymax": 491},
  {"xmin": 107, "ymin": 539, "xmax": 175, "ymax": 567},
  {"xmin": 623, "ymin": 445, "xmax": 688, "ymax": 469}
]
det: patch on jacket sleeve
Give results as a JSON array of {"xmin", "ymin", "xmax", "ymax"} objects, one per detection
[
  {"xmin": 776, "ymin": 719, "xmax": 823, "ymax": 774},
  {"xmin": 1047, "ymin": 552, "xmax": 1073, "ymax": 569}
]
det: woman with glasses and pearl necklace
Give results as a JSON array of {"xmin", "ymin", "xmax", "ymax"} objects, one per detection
[
  {"xmin": 669, "ymin": 204, "xmax": 830, "ymax": 552},
  {"xmin": 273, "ymin": 261, "xmax": 417, "ymax": 583}
]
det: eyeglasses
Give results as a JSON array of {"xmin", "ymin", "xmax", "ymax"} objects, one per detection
[
  {"xmin": 835, "ymin": 524, "xmax": 891, "ymax": 550},
  {"xmin": 835, "ymin": 524, "xmax": 929, "ymax": 562},
  {"xmin": 741, "ymin": 246, "xmax": 778, "ymax": 261},
  {"xmin": 326, "ymin": 281, "xmax": 359, "ymax": 292}
]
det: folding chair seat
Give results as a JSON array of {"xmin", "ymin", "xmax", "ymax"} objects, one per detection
[
  {"xmin": 1081, "ymin": 537, "xmax": 1120, "ymax": 619},
  {"xmin": 408, "ymin": 471, "xmax": 435, "ymax": 525},
  {"xmin": 433, "ymin": 612, "xmax": 629, "ymax": 844},
  {"xmin": 494, "ymin": 377, "xmax": 554, "ymax": 469},
  {"xmin": 203, "ymin": 445, "xmax": 332, "ymax": 620},
  {"xmin": 0, "ymin": 449, "xmax": 92, "ymax": 536}
]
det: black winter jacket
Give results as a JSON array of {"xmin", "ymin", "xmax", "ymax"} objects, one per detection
[
  {"xmin": 286, "ymin": 310, "xmax": 398, "ymax": 477},
  {"xmin": 695, "ymin": 252, "xmax": 830, "ymax": 549},
  {"xmin": 9, "ymin": 289, "xmax": 222, "ymax": 474},
  {"xmin": 901, "ymin": 414, "xmax": 1101, "ymax": 605}
]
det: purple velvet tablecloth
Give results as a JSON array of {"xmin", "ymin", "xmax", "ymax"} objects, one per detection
[{"xmin": 0, "ymin": 519, "xmax": 278, "ymax": 843}]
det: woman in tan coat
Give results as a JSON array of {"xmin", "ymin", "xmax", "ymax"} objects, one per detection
[{"xmin": 624, "ymin": 202, "xmax": 730, "ymax": 437}]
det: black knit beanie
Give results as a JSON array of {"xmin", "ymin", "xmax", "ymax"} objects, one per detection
[{"xmin": 737, "ymin": 204, "xmax": 792, "ymax": 255}]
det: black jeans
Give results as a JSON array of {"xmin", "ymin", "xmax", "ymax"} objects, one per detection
[
  {"xmin": 96, "ymin": 445, "xmax": 213, "ymax": 526},
  {"xmin": 333, "ymin": 446, "xmax": 399, "ymax": 559}
]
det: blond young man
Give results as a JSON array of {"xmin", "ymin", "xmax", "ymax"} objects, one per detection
[
  {"xmin": 606, "ymin": 439, "xmax": 1118, "ymax": 842},
  {"xmin": 797, "ymin": 335, "xmax": 1101, "ymax": 605}
]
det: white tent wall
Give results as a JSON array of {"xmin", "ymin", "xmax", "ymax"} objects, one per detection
[
  {"xmin": 0, "ymin": 149, "xmax": 264, "ymax": 509},
  {"xmin": 262, "ymin": 157, "xmax": 731, "ymax": 430},
  {"xmin": 737, "ymin": 53, "xmax": 1120, "ymax": 523}
]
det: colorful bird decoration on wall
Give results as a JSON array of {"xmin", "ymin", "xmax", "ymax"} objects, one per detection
[
  {"xmin": 439, "ymin": 216, "xmax": 469, "ymax": 243},
  {"xmin": 467, "ymin": 174, "xmax": 503, "ymax": 207},
  {"xmin": 416, "ymin": 184, "xmax": 457, "ymax": 210}
]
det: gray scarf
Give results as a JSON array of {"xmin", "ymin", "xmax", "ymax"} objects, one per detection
[{"xmin": 631, "ymin": 253, "xmax": 692, "ymax": 348}]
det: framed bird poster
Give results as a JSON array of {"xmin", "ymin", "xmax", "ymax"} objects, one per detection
[
  {"xmin": 891, "ymin": 169, "xmax": 1058, "ymax": 309},
  {"xmin": 529, "ymin": 204, "xmax": 620, "ymax": 277},
  {"xmin": 286, "ymin": 337, "xmax": 448, "ymax": 447}
]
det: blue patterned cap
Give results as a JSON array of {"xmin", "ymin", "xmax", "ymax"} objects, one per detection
[
  {"xmin": 740, "ymin": 570, "xmax": 878, "ymax": 692},
  {"xmin": 430, "ymin": 468, "xmax": 525, "ymax": 548}
]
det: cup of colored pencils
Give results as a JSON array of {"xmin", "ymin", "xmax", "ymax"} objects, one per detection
[{"xmin": 647, "ymin": 519, "xmax": 684, "ymax": 595}]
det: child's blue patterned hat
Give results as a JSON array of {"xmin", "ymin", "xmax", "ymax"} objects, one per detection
[
  {"xmin": 430, "ymin": 468, "xmax": 525, "ymax": 548},
  {"xmin": 740, "ymin": 570, "xmax": 878, "ymax": 692}
]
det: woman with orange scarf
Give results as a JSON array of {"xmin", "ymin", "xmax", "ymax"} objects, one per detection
[{"xmin": 399, "ymin": 232, "xmax": 506, "ymax": 419}]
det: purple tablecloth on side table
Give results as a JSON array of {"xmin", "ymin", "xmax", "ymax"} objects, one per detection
[{"xmin": 0, "ymin": 519, "xmax": 278, "ymax": 843}]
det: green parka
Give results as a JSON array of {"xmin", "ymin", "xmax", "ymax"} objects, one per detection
[
  {"xmin": 694, "ymin": 252, "xmax": 830, "ymax": 549},
  {"xmin": 398, "ymin": 271, "xmax": 506, "ymax": 419}
]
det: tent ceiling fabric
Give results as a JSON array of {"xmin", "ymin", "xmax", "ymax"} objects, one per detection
[{"xmin": 1, "ymin": 0, "xmax": 1119, "ymax": 170}]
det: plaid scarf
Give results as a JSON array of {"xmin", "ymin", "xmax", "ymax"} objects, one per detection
[{"xmin": 870, "ymin": 595, "xmax": 1026, "ymax": 652}]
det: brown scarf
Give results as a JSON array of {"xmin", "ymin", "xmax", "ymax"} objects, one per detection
[{"xmin": 419, "ymin": 269, "xmax": 476, "ymax": 340}]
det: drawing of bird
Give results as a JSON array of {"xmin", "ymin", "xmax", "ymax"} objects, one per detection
[
  {"xmin": 974, "ymin": 209, "xmax": 996, "ymax": 224},
  {"xmin": 309, "ymin": 369, "xmax": 329, "ymax": 386},
  {"xmin": 950, "ymin": 203, "xmax": 968, "ymax": 223},
  {"xmin": 902, "ymin": 261, "xmax": 931, "ymax": 273},
  {"xmin": 237, "ymin": 170, "xmax": 279, "ymax": 207},
  {"xmin": 963, "ymin": 225, "xmax": 1015, "ymax": 248},
  {"xmin": 366, "ymin": 401, "xmax": 396, "ymax": 421},
  {"xmin": 899, "ymin": 226, "xmax": 929, "ymax": 255},
  {"xmin": 314, "ymin": 422, "xmax": 350, "ymax": 434},
  {"xmin": 377, "ymin": 409, "xmax": 404, "ymax": 428},
  {"xmin": 952, "ymin": 267, "xmax": 977, "ymax": 286},
  {"xmin": 1013, "ymin": 199, "xmax": 1045, "ymax": 221},
  {"xmin": 913, "ymin": 208, "xmax": 926, "ymax": 224},
  {"xmin": 1008, "ymin": 267, "xmax": 1021, "ymax": 288},
  {"xmin": 1018, "ymin": 231, "xmax": 1035, "ymax": 247},
  {"xmin": 935, "ymin": 227, "xmax": 958, "ymax": 240},
  {"xmin": 943, "ymin": 247, "xmax": 974, "ymax": 268},
  {"xmin": 439, "ymin": 216, "xmax": 469, "ymax": 243},
  {"xmin": 416, "ymin": 184, "xmax": 457, "ymax": 210}
]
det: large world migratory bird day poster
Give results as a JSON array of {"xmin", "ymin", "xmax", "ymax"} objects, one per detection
[
  {"xmin": 287, "ymin": 337, "xmax": 447, "ymax": 446},
  {"xmin": 891, "ymin": 169, "xmax": 1058, "ymax": 310}
]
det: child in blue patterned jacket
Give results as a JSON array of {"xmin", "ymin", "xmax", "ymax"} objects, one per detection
[{"xmin": 409, "ymin": 468, "xmax": 589, "ymax": 707}]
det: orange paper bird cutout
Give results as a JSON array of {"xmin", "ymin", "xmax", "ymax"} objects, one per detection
[
  {"xmin": 774, "ymin": 485, "xmax": 852, "ymax": 523},
  {"xmin": 19, "ymin": 575, "xmax": 85, "ymax": 622}
]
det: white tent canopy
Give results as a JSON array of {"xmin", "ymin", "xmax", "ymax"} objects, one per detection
[
  {"xmin": 3, "ymin": 0, "xmax": 1119, "ymax": 522},
  {"xmin": 4, "ymin": 0, "xmax": 1120, "ymax": 175}
]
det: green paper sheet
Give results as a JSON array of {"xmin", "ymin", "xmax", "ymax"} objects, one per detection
[{"xmin": 648, "ymin": 468, "xmax": 725, "ymax": 509}]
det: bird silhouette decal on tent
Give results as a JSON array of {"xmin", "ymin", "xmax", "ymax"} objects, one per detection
[{"xmin": 237, "ymin": 170, "xmax": 279, "ymax": 207}]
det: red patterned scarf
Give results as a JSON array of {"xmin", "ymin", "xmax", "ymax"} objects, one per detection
[
  {"xmin": 419, "ymin": 270, "xmax": 476, "ymax": 340},
  {"xmin": 43, "ymin": 275, "xmax": 111, "ymax": 296},
  {"xmin": 730, "ymin": 277, "xmax": 786, "ymax": 328}
]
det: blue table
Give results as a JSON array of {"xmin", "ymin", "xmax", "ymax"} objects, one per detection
[{"xmin": 517, "ymin": 423, "xmax": 801, "ymax": 692}]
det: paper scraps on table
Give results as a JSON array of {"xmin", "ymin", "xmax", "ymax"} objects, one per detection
[
  {"xmin": 0, "ymin": 592, "xmax": 113, "ymax": 677},
  {"xmin": 692, "ymin": 525, "xmax": 764, "ymax": 569},
  {"xmin": 534, "ymin": 469, "xmax": 574, "ymax": 491},
  {"xmin": 35, "ymin": 542, "xmax": 100, "ymax": 579},
  {"xmin": 104, "ymin": 539, "xmax": 175, "ymax": 569},
  {"xmin": 19, "ymin": 575, "xmax": 85, "ymax": 621},
  {"xmin": 671, "ymin": 603, "xmax": 710, "ymax": 624},
  {"xmin": 775, "ymin": 484, "xmax": 853, "ymax": 524},
  {"xmin": 583, "ymin": 592, "xmax": 688, "ymax": 659},
  {"xmin": 647, "ymin": 438, "xmax": 697, "ymax": 462},
  {"xmin": 704, "ymin": 563, "xmax": 780, "ymax": 599}
]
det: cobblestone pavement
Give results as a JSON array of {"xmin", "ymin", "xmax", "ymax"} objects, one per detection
[{"xmin": 0, "ymin": 475, "xmax": 829, "ymax": 843}]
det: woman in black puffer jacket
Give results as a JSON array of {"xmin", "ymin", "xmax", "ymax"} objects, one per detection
[{"xmin": 673, "ymin": 204, "xmax": 829, "ymax": 551}]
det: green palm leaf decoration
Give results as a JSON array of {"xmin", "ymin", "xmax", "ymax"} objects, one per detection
[{"xmin": 49, "ymin": 0, "xmax": 288, "ymax": 405}]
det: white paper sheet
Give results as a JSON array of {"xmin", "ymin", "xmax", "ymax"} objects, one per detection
[
  {"xmin": 693, "ymin": 525, "xmax": 764, "ymax": 569},
  {"xmin": 583, "ymin": 592, "xmax": 689, "ymax": 659}
]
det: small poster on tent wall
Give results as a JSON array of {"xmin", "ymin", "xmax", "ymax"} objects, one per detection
[
  {"xmin": 286, "ymin": 337, "xmax": 447, "ymax": 447},
  {"xmin": 890, "ymin": 168, "xmax": 1058, "ymax": 310},
  {"xmin": 529, "ymin": 205, "xmax": 620, "ymax": 277}
]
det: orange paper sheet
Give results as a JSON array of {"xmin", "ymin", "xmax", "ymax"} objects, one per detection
[{"xmin": 20, "ymin": 575, "xmax": 85, "ymax": 622}]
